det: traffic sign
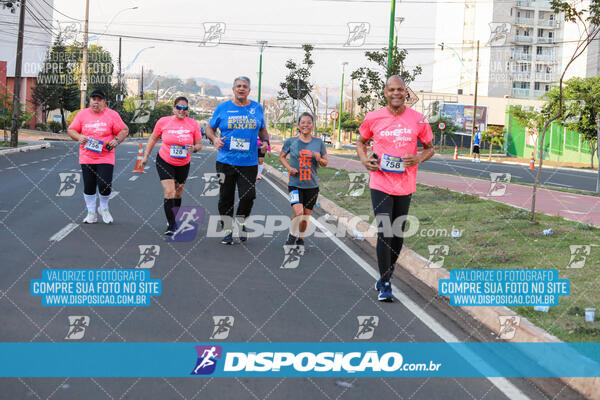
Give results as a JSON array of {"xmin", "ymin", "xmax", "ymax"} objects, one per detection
[
  {"xmin": 406, "ymin": 87, "xmax": 419, "ymax": 107},
  {"xmin": 438, "ymin": 122, "xmax": 446, "ymax": 130},
  {"xmin": 330, "ymin": 110, "xmax": 339, "ymax": 120}
]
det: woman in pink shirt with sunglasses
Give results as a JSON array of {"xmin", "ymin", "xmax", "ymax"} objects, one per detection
[{"xmin": 141, "ymin": 96, "xmax": 203, "ymax": 235}]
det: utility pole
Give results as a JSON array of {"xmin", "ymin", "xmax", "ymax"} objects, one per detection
[
  {"xmin": 117, "ymin": 36, "xmax": 122, "ymax": 111},
  {"xmin": 336, "ymin": 62, "xmax": 348, "ymax": 149},
  {"xmin": 79, "ymin": 0, "xmax": 90, "ymax": 109},
  {"xmin": 10, "ymin": 0, "xmax": 26, "ymax": 148},
  {"xmin": 387, "ymin": 0, "xmax": 396, "ymax": 74},
  {"xmin": 596, "ymin": 115, "xmax": 600, "ymax": 192},
  {"xmin": 257, "ymin": 40, "xmax": 267, "ymax": 103},
  {"xmin": 351, "ymin": 79, "xmax": 354, "ymax": 118},
  {"xmin": 140, "ymin": 66, "xmax": 144, "ymax": 100},
  {"xmin": 156, "ymin": 79, "xmax": 159, "ymax": 100},
  {"xmin": 470, "ymin": 40, "xmax": 480, "ymax": 155}
]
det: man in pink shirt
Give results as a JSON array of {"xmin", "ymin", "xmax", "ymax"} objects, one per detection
[
  {"xmin": 68, "ymin": 89, "xmax": 129, "ymax": 224},
  {"xmin": 356, "ymin": 76, "xmax": 435, "ymax": 301}
]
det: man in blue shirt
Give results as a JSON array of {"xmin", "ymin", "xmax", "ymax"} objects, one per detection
[
  {"xmin": 472, "ymin": 127, "xmax": 482, "ymax": 163},
  {"xmin": 205, "ymin": 76, "xmax": 270, "ymax": 244}
]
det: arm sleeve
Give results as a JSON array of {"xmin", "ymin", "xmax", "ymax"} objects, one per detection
[
  {"xmin": 152, "ymin": 117, "xmax": 165, "ymax": 137},
  {"xmin": 358, "ymin": 114, "xmax": 373, "ymax": 140},
  {"xmin": 193, "ymin": 120, "xmax": 202, "ymax": 141},
  {"xmin": 418, "ymin": 117, "xmax": 434, "ymax": 144},
  {"xmin": 209, "ymin": 105, "xmax": 221, "ymax": 129},
  {"xmin": 111, "ymin": 110, "xmax": 127, "ymax": 135},
  {"xmin": 68, "ymin": 111, "xmax": 83, "ymax": 132},
  {"xmin": 281, "ymin": 138, "xmax": 291, "ymax": 154}
]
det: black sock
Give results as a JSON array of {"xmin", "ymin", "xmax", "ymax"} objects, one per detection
[{"xmin": 164, "ymin": 198, "xmax": 176, "ymax": 229}]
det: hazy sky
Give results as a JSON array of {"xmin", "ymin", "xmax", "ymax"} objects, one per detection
[{"xmin": 49, "ymin": 0, "xmax": 438, "ymax": 97}]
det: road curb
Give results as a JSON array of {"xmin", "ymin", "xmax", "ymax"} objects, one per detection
[
  {"xmin": 264, "ymin": 162, "xmax": 599, "ymax": 400},
  {"xmin": 0, "ymin": 142, "xmax": 51, "ymax": 155}
]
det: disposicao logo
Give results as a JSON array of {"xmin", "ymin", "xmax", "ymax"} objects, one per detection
[{"xmin": 191, "ymin": 345, "xmax": 222, "ymax": 375}]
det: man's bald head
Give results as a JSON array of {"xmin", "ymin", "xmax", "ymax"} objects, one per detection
[{"xmin": 385, "ymin": 75, "xmax": 406, "ymax": 89}]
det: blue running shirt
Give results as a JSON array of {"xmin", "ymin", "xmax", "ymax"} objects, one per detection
[{"xmin": 209, "ymin": 100, "xmax": 265, "ymax": 166}]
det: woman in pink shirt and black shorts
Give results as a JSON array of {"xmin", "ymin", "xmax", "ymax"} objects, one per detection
[
  {"xmin": 67, "ymin": 89, "xmax": 129, "ymax": 224},
  {"xmin": 141, "ymin": 96, "xmax": 203, "ymax": 235}
]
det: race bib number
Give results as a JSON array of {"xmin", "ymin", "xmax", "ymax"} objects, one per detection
[
  {"xmin": 289, "ymin": 190, "xmax": 300, "ymax": 205},
  {"xmin": 170, "ymin": 145, "xmax": 187, "ymax": 158},
  {"xmin": 84, "ymin": 138, "xmax": 104, "ymax": 153},
  {"xmin": 380, "ymin": 154, "xmax": 405, "ymax": 173},
  {"xmin": 230, "ymin": 137, "xmax": 250, "ymax": 151}
]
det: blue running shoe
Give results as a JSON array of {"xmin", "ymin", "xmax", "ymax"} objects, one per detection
[
  {"xmin": 239, "ymin": 225, "xmax": 248, "ymax": 242},
  {"xmin": 378, "ymin": 282, "xmax": 393, "ymax": 302},
  {"xmin": 375, "ymin": 279, "xmax": 383, "ymax": 291},
  {"xmin": 221, "ymin": 229, "xmax": 234, "ymax": 245}
]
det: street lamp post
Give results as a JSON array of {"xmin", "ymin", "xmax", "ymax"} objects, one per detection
[
  {"xmin": 80, "ymin": 0, "xmax": 90, "ymax": 110},
  {"xmin": 336, "ymin": 62, "xmax": 348, "ymax": 150},
  {"xmin": 257, "ymin": 41, "xmax": 267, "ymax": 103},
  {"xmin": 596, "ymin": 115, "xmax": 600, "ymax": 192},
  {"xmin": 387, "ymin": 0, "xmax": 396, "ymax": 74}
]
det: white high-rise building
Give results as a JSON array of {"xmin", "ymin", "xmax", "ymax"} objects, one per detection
[{"xmin": 430, "ymin": 0, "xmax": 598, "ymax": 99}]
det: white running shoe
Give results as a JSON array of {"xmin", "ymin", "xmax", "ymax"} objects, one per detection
[
  {"xmin": 83, "ymin": 212, "xmax": 97, "ymax": 224},
  {"xmin": 97, "ymin": 207, "xmax": 113, "ymax": 224}
]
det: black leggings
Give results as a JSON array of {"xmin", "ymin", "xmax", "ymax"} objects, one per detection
[
  {"xmin": 81, "ymin": 164, "xmax": 114, "ymax": 196},
  {"xmin": 216, "ymin": 161, "xmax": 257, "ymax": 221},
  {"xmin": 370, "ymin": 189, "xmax": 412, "ymax": 282}
]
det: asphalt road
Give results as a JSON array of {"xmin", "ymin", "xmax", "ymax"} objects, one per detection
[{"xmin": 0, "ymin": 142, "xmax": 583, "ymax": 399}]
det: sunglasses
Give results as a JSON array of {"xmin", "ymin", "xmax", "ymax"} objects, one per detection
[{"xmin": 175, "ymin": 105, "xmax": 189, "ymax": 111}]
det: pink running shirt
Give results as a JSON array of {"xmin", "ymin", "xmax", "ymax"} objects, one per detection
[
  {"xmin": 153, "ymin": 116, "xmax": 202, "ymax": 166},
  {"xmin": 69, "ymin": 107, "xmax": 126, "ymax": 165},
  {"xmin": 359, "ymin": 106, "xmax": 433, "ymax": 196}
]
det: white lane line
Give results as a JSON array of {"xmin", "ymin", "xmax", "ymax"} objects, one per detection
[
  {"xmin": 49, "ymin": 223, "xmax": 78, "ymax": 242},
  {"xmin": 545, "ymin": 182, "xmax": 573, "ymax": 188},
  {"xmin": 41, "ymin": 158, "xmax": 48, "ymax": 162},
  {"xmin": 6, "ymin": 166, "xmax": 15, "ymax": 170},
  {"xmin": 262, "ymin": 175, "xmax": 530, "ymax": 400},
  {"xmin": 129, "ymin": 176, "xmax": 138, "ymax": 181},
  {"xmin": 19, "ymin": 164, "xmax": 28, "ymax": 167},
  {"xmin": 561, "ymin": 210, "xmax": 587, "ymax": 215},
  {"xmin": 30, "ymin": 161, "xmax": 39, "ymax": 164},
  {"xmin": 429, "ymin": 161, "xmax": 522, "ymax": 178},
  {"xmin": 109, "ymin": 191, "xmax": 119, "ymax": 199},
  {"xmin": 144, "ymin": 166, "xmax": 150, "ymax": 170}
]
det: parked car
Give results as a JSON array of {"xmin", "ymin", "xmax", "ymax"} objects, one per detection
[{"xmin": 322, "ymin": 134, "xmax": 332, "ymax": 144}]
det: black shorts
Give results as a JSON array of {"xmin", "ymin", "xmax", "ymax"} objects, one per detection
[
  {"xmin": 473, "ymin": 145, "xmax": 480, "ymax": 154},
  {"xmin": 288, "ymin": 186, "xmax": 319, "ymax": 210},
  {"xmin": 156, "ymin": 154, "xmax": 190, "ymax": 184},
  {"xmin": 258, "ymin": 149, "xmax": 265, "ymax": 158}
]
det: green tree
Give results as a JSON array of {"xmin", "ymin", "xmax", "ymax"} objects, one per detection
[
  {"xmin": 544, "ymin": 76, "xmax": 600, "ymax": 168},
  {"xmin": 351, "ymin": 45, "xmax": 422, "ymax": 112},
  {"xmin": 430, "ymin": 116, "xmax": 459, "ymax": 151},
  {"xmin": 278, "ymin": 44, "xmax": 316, "ymax": 116},
  {"xmin": 32, "ymin": 36, "xmax": 79, "ymax": 130},
  {"xmin": 528, "ymin": 0, "xmax": 600, "ymax": 214},
  {"xmin": 0, "ymin": 90, "xmax": 34, "ymax": 136},
  {"xmin": 481, "ymin": 126, "xmax": 505, "ymax": 160}
]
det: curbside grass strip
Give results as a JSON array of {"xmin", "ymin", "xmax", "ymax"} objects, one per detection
[
  {"xmin": 263, "ymin": 162, "xmax": 600, "ymax": 400},
  {"xmin": 0, "ymin": 142, "xmax": 51, "ymax": 155}
]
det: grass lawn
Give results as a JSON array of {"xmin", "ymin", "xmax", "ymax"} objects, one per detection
[
  {"xmin": 0, "ymin": 141, "xmax": 28, "ymax": 147},
  {"xmin": 265, "ymin": 154, "xmax": 600, "ymax": 342}
]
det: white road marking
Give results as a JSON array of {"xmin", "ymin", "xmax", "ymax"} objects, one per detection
[
  {"xmin": 49, "ymin": 223, "xmax": 78, "ymax": 242},
  {"xmin": 129, "ymin": 176, "xmax": 138, "ymax": 181},
  {"xmin": 109, "ymin": 191, "xmax": 119, "ymax": 199},
  {"xmin": 6, "ymin": 167, "xmax": 15, "ymax": 170},
  {"xmin": 561, "ymin": 210, "xmax": 587, "ymax": 215},
  {"xmin": 30, "ymin": 161, "xmax": 39, "ymax": 164},
  {"xmin": 144, "ymin": 166, "xmax": 150, "ymax": 170},
  {"xmin": 545, "ymin": 182, "xmax": 573, "ymax": 188},
  {"xmin": 187, "ymin": 176, "xmax": 198, "ymax": 180},
  {"xmin": 262, "ymin": 175, "xmax": 530, "ymax": 400},
  {"xmin": 19, "ymin": 164, "xmax": 28, "ymax": 167}
]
